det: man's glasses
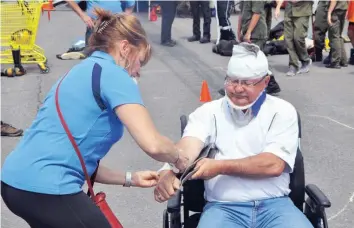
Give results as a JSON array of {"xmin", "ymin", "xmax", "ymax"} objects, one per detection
[{"xmin": 224, "ymin": 76, "xmax": 266, "ymax": 88}]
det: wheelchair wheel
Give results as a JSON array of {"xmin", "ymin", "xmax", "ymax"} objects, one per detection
[{"xmin": 38, "ymin": 62, "xmax": 50, "ymax": 74}]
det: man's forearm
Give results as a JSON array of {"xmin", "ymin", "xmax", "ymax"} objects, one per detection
[
  {"xmin": 218, "ymin": 152, "xmax": 285, "ymax": 178},
  {"xmin": 246, "ymin": 14, "xmax": 260, "ymax": 35},
  {"xmin": 328, "ymin": 0, "xmax": 337, "ymax": 14},
  {"xmin": 276, "ymin": 0, "xmax": 284, "ymax": 9}
]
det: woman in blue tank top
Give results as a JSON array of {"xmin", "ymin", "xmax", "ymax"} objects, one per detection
[{"xmin": 1, "ymin": 9, "xmax": 188, "ymax": 228}]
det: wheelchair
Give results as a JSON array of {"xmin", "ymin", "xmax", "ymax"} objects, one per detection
[{"xmin": 163, "ymin": 112, "xmax": 331, "ymax": 228}]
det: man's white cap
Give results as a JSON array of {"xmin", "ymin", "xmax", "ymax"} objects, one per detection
[{"xmin": 227, "ymin": 42, "xmax": 270, "ymax": 80}]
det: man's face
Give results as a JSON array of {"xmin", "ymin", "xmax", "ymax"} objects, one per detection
[{"xmin": 224, "ymin": 75, "xmax": 270, "ymax": 107}]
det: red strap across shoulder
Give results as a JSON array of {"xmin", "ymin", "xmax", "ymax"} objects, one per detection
[{"xmin": 55, "ymin": 73, "xmax": 96, "ymax": 198}]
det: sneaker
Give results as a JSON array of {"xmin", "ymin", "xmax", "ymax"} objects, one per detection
[
  {"xmin": 161, "ymin": 39, "xmax": 177, "ymax": 47},
  {"xmin": 286, "ymin": 66, "xmax": 299, "ymax": 76},
  {"xmin": 56, "ymin": 51, "xmax": 86, "ymax": 60},
  {"xmin": 298, "ymin": 59, "xmax": 312, "ymax": 74},
  {"xmin": 1, "ymin": 121, "xmax": 23, "ymax": 137}
]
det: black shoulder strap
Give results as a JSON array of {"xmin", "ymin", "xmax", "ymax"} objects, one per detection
[{"xmin": 91, "ymin": 63, "xmax": 106, "ymax": 111}]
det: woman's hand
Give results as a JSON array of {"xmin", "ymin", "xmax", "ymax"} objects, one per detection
[
  {"xmin": 81, "ymin": 14, "xmax": 94, "ymax": 28},
  {"xmin": 131, "ymin": 171, "xmax": 159, "ymax": 188}
]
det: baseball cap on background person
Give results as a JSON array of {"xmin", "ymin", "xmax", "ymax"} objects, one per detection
[{"xmin": 223, "ymin": 42, "xmax": 270, "ymax": 126}]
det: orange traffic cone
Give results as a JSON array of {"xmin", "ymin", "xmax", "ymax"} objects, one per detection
[
  {"xmin": 200, "ymin": 80, "xmax": 212, "ymax": 102},
  {"xmin": 150, "ymin": 6, "xmax": 157, "ymax": 21}
]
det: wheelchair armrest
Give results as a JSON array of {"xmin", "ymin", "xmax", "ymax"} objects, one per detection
[
  {"xmin": 305, "ymin": 184, "xmax": 331, "ymax": 208},
  {"xmin": 167, "ymin": 189, "xmax": 182, "ymax": 213}
]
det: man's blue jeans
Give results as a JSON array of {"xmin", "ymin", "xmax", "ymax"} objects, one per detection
[{"xmin": 197, "ymin": 196, "xmax": 314, "ymax": 228}]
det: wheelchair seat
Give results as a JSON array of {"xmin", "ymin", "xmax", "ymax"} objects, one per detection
[{"xmin": 163, "ymin": 111, "xmax": 331, "ymax": 228}]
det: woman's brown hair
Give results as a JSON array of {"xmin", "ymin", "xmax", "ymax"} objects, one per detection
[{"xmin": 88, "ymin": 8, "xmax": 152, "ymax": 68}]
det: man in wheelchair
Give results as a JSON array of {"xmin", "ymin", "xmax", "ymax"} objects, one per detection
[{"xmin": 155, "ymin": 43, "xmax": 314, "ymax": 228}]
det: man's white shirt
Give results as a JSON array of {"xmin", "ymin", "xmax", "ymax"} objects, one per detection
[{"xmin": 181, "ymin": 95, "xmax": 299, "ymax": 203}]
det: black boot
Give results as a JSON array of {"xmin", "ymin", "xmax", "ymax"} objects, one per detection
[
  {"xmin": 323, "ymin": 53, "xmax": 331, "ymax": 65},
  {"xmin": 200, "ymin": 35, "xmax": 210, "ymax": 43},
  {"xmin": 188, "ymin": 35, "xmax": 200, "ymax": 42},
  {"xmin": 266, "ymin": 75, "xmax": 281, "ymax": 95},
  {"xmin": 314, "ymin": 48, "xmax": 323, "ymax": 62},
  {"xmin": 220, "ymin": 29, "xmax": 236, "ymax": 41},
  {"xmin": 12, "ymin": 49, "xmax": 26, "ymax": 75}
]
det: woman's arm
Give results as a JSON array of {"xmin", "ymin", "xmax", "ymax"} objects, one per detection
[
  {"xmin": 65, "ymin": 0, "xmax": 94, "ymax": 28},
  {"xmin": 115, "ymin": 104, "xmax": 189, "ymax": 171},
  {"xmin": 95, "ymin": 165, "xmax": 159, "ymax": 188}
]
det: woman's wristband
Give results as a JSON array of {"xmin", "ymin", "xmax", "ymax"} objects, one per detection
[{"xmin": 123, "ymin": 172, "xmax": 132, "ymax": 187}]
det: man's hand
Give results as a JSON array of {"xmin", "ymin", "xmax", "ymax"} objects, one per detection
[
  {"xmin": 190, "ymin": 158, "xmax": 222, "ymax": 180},
  {"xmin": 274, "ymin": 7, "xmax": 281, "ymax": 20},
  {"xmin": 243, "ymin": 32, "xmax": 252, "ymax": 43},
  {"xmin": 131, "ymin": 171, "xmax": 159, "ymax": 188},
  {"xmin": 154, "ymin": 170, "xmax": 180, "ymax": 203}
]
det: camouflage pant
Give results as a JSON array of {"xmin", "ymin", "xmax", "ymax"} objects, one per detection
[
  {"xmin": 284, "ymin": 16, "xmax": 310, "ymax": 68},
  {"xmin": 252, "ymin": 39, "xmax": 266, "ymax": 52},
  {"xmin": 265, "ymin": 6, "xmax": 272, "ymax": 40},
  {"xmin": 328, "ymin": 10, "xmax": 348, "ymax": 65}
]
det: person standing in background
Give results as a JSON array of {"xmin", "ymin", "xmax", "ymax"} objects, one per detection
[
  {"xmin": 216, "ymin": 0, "xmax": 236, "ymax": 41},
  {"xmin": 239, "ymin": 0, "xmax": 281, "ymax": 95},
  {"xmin": 187, "ymin": 0, "xmax": 211, "ymax": 43},
  {"xmin": 326, "ymin": 0, "xmax": 348, "ymax": 68},
  {"xmin": 313, "ymin": 0, "xmax": 330, "ymax": 62},
  {"xmin": 160, "ymin": 0, "xmax": 178, "ymax": 47},
  {"xmin": 276, "ymin": 0, "xmax": 313, "ymax": 77},
  {"xmin": 238, "ymin": 0, "xmax": 267, "ymax": 50},
  {"xmin": 265, "ymin": 0, "xmax": 274, "ymax": 40},
  {"xmin": 347, "ymin": 0, "xmax": 354, "ymax": 65},
  {"xmin": 58, "ymin": 0, "xmax": 136, "ymax": 60}
]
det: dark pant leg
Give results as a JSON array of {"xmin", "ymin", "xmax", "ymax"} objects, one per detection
[
  {"xmin": 201, "ymin": 1, "xmax": 211, "ymax": 38},
  {"xmin": 349, "ymin": 23, "xmax": 354, "ymax": 64},
  {"xmin": 82, "ymin": 27, "xmax": 93, "ymax": 57},
  {"xmin": 1, "ymin": 182, "xmax": 111, "ymax": 228},
  {"xmin": 160, "ymin": 1, "xmax": 177, "ymax": 43},
  {"xmin": 348, "ymin": 22, "xmax": 354, "ymax": 47},
  {"xmin": 293, "ymin": 16, "xmax": 310, "ymax": 63},
  {"xmin": 190, "ymin": 1, "xmax": 201, "ymax": 38},
  {"xmin": 313, "ymin": 4, "xmax": 328, "ymax": 58},
  {"xmin": 217, "ymin": 0, "xmax": 235, "ymax": 41},
  {"xmin": 85, "ymin": 27, "xmax": 92, "ymax": 46}
]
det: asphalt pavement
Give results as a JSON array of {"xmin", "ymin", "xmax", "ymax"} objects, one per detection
[{"xmin": 1, "ymin": 10, "xmax": 354, "ymax": 228}]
